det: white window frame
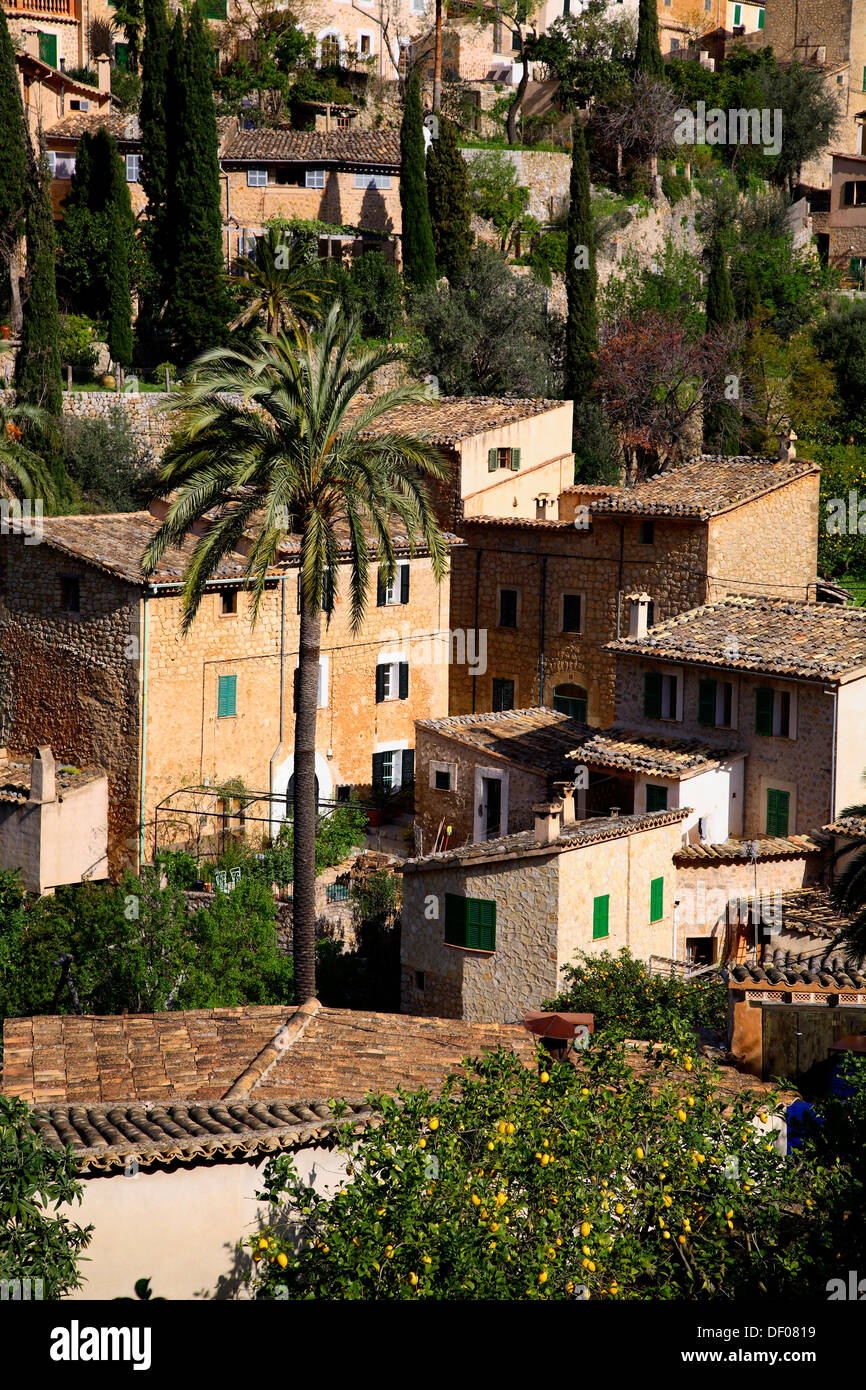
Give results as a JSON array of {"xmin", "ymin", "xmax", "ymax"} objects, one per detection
[
  {"xmin": 376, "ymin": 739, "xmax": 409, "ymax": 790},
  {"xmin": 125, "ymin": 152, "xmax": 141, "ymax": 183},
  {"xmin": 659, "ymin": 668, "xmax": 682, "ymax": 721},
  {"xmin": 317, "ymin": 29, "xmax": 344, "ymax": 61},
  {"xmin": 46, "ymin": 150, "xmax": 57, "ymax": 176},
  {"xmin": 472, "ymin": 765, "xmax": 509, "ymax": 842},
  {"xmin": 357, "ymin": 28, "xmax": 375, "ymax": 55},
  {"xmin": 411, "ymin": 0, "xmax": 426, "ymax": 11},
  {"xmin": 247, "ymin": 167, "xmax": 267, "ymax": 187},
  {"xmin": 383, "ymin": 561, "xmax": 409, "ymax": 606},
  {"xmin": 305, "ymin": 168, "xmax": 326, "ymax": 189},
  {"xmin": 377, "ymin": 646, "xmax": 406, "ymax": 702},
  {"xmin": 353, "ymin": 171, "xmax": 392, "ymax": 190}
]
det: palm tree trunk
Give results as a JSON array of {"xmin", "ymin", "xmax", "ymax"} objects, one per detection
[{"xmin": 292, "ymin": 596, "xmax": 322, "ymax": 1002}]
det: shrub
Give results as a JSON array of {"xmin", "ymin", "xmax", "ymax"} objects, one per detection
[
  {"xmin": 59, "ymin": 313, "xmax": 98, "ymax": 378},
  {"xmin": 547, "ymin": 949, "xmax": 727, "ymax": 1043},
  {"xmin": 61, "ymin": 403, "xmax": 160, "ymax": 510}
]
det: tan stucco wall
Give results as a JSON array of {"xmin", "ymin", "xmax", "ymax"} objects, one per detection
[
  {"xmin": 674, "ymin": 853, "xmax": 820, "ymax": 958},
  {"xmin": 834, "ymin": 674, "xmax": 866, "ymax": 819},
  {"xmin": 457, "ymin": 404, "xmax": 574, "ymax": 519},
  {"xmin": 224, "ymin": 167, "xmax": 401, "ymax": 236},
  {"xmin": 0, "ymin": 774, "xmax": 110, "ymax": 892}
]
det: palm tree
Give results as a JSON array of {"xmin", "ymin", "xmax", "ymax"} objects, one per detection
[
  {"xmin": 830, "ymin": 774, "xmax": 866, "ymax": 963},
  {"xmin": 227, "ymin": 229, "xmax": 327, "ymax": 337},
  {"xmin": 0, "ymin": 391, "xmax": 56, "ymax": 503},
  {"xmin": 141, "ymin": 303, "xmax": 450, "ymax": 1001}
]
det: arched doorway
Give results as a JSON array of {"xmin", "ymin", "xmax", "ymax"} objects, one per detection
[{"xmin": 553, "ymin": 683, "xmax": 588, "ymax": 721}]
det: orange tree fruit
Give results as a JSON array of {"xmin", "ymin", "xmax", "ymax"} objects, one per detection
[{"xmin": 240, "ymin": 1039, "xmax": 851, "ymax": 1301}]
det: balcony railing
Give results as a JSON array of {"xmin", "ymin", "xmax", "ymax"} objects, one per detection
[{"xmin": 7, "ymin": 0, "xmax": 75, "ymax": 16}]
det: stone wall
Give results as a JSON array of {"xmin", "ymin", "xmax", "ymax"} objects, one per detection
[
  {"xmin": 461, "ymin": 147, "xmax": 571, "ymax": 224},
  {"xmin": 0, "ymin": 389, "xmax": 174, "ymax": 464},
  {"xmin": 705, "ymin": 471, "xmax": 820, "ymax": 604},
  {"xmin": 414, "ymin": 721, "xmax": 551, "ymax": 849},
  {"xmin": 0, "ymin": 533, "xmax": 141, "ymax": 878},
  {"xmin": 673, "ymin": 853, "xmax": 821, "ymax": 959}
]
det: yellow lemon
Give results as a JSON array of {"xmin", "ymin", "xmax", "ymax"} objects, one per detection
[
  {"xmin": 277, "ymin": 1252, "xmax": 288, "ymax": 1269},
  {"xmin": 540, "ymin": 1072, "xmax": 550, "ymax": 1084},
  {"xmin": 429, "ymin": 1117, "xmax": 439, "ymax": 1131},
  {"xmin": 580, "ymin": 1221, "xmax": 592, "ymax": 1237},
  {"xmin": 538, "ymin": 1270, "xmax": 548, "ymax": 1284}
]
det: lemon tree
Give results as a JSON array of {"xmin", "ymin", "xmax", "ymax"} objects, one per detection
[
  {"xmin": 548, "ymin": 949, "xmax": 727, "ymax": 1043},
  {"xmin": 245, "ymin": 1040, "xmax": 821, "ymax": 1301}
]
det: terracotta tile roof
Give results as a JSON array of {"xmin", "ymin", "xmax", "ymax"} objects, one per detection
[
  {"xmin": 824, "ymin": 815, "xmax": 866, "ymax": 839},
  {"xmin": 3, "ymin": 1002, "xmax": 536, "ymax": 1168},
  {"xmin": 673, "ymin": 835, "xmax": 821, "ymax": 864},
  {"xmin": 8, "ymin": 511, "xmax": 455, "ymax": 587},
  {"xmin": 571, "ymin": 729, "xmax": 743, "ymax": 779},
  {"xmin": 773, "ymin": 886, "xmax": 855, "ymax": 942},
  {"xmin": 587, "ymin": 456, "xmax": 818, "ymax": 520},
  {"xmin": 0, "ymin": 759, "xmax": 102, "ymax": 806},
  {"xmin": 416, "ymin": 707, "xmax": 587, "ymax": 776},
  {"xmin": 607, "ymin": 598, "xmax": 866, "ymax": 681},
  {"xmin": 47, "ymin": 112, "xmax": 141, "ymax": 144},
  {"xmin": 347, "ymin": 395, "xmax": 567, "ymax": 447},
  {"xmin": 729, "ymin": 949, "xmax": 866, "ymax": 991},
  {"xmin": 402, "ymin": 808, "xmax": 690, "ymax": 872},
  {"xmin": 222, "ymin": 127, "xmax": 401, "ymax": 167}
]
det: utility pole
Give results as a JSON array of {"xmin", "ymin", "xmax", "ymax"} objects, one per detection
[{"xmin": 433, "ymin": 0, "xmax": 443, "ymax": 111}]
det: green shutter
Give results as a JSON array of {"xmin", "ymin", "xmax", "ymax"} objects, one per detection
[
  {"xmin": 592, "ymin": 894, "xmax": 609, "ymax": 940},
  {"xmin": 697, "ymin": 678, "xmax": 716, "ymax": 727},
  {"xmin": 766, "ymin": 788, "xmax": 790, "ymax": 837},
  {"xmin": 444, "ymin": 893, "xmax": 468, "ymax": 947},
  {"xmin": 376, "ymin": 567, "xmax": 387, "ymax": 606},
  {"xmin": 398, "ymin": 662, "xmax": 409, "ymax": 699},
  {"xmin": 372, "ymin": 751, "xmax": 387, "ymax": 790},
  {"xmin": 755, "ymin": 686, "xmax": 774, "ymax": 735},
  {"xmin": 217, "ymin": 673, "xmax": 236, "ymax": 717},
  {"xmin": 114, "ymin": 41, "xmax": 129, "ymax": 71},
  {"xmin": 650, "ymin": 876, "xmax": 664, "ymax": 923},
  {"xmin": 757, "ymin": 7, "xmax": 764, "ymax": 26},
  {"xmin": 203, "ymin": 0, "xmax": 227, "ymax": 16},
  {"xmin": 488, "ymin": 447, "xmax": 498, "ymax": 472},
  {"xmin": 510, "ymin": 447, "xmax": 521, "ymax": 471},
  {"xmin": 38, "ymin": 32, "xmax": 58, "ymax": 68},
  {"xmin": 467, "ymin": 897, "xmax": 496, "ymax": 950},
  {"xmin": 400, "ymin": 564, "xmax": 410, "ymax": 605},
  {"xmin": 646, "ymin": 784, "xmax": 668, "ymax": 813},
  {"xmin": 644, "ymin": 672, "xmax": 662, "ymax": 718}
]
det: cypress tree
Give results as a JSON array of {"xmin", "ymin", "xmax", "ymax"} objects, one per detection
[
  {"xmin": 104, "ymin": 136, "xmax": 135, "ymax": 369},
  {"xmin": 162, "ymin": 11, "xmax": 186, "ymax": 307},
  {"xmin": 564, "ymin": 118, "xmax": 598, "ymax": 407},
  {"xmin": 140, "ymin": 0, "xmax": 170, "ymax": 306},
  {"xmin": 0, "ymin": 4, "xmax": 29, "ymax": 332},
  {"xmin": 635, "ymin": 0, "xmax": 664, "ymax": 80},
  {"xmin": 399, "ymin": 70, "xmax": 436, "ymax": 289},
  {"xmin": 706, "ymin": 231, "xmax": 735, "ymax": 329},
  {"xmin": 426, "ymin": 116, "xmax": 472, "ymax": 284},
  {"xmin": 165, "ymin": 3, "xmax": 230, "ymax": 360},
  {"xmin": 17, "ymin": 152, "xmax": 62, "ymax": 415},
  {"xmin": 734, "ymin": 257, "xmax": 761, "ymax": 322}
]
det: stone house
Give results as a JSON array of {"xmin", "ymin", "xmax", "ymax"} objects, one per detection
[
  {"xmin": 8, "ymin": 2, "xmax": 94, "ymax": 81},
  {"xmin": 813, "ymin": 151, "xmax": 866, "ymax": 286},
  {"xmin": 0, "ymin": 745, "xmax": 108, "ymax": 892},
  {"xmin": 0, "ymin": 507, "xmax": 457, "ymax": 877},
  {"xmin": 401, "ymin": 793, "xmax": 689, "ymax": 1019},
  {"xmin": 606, "ymin": 596, "xmax": 866, "ymax": 845},
  {"xmin": 727, "ymin": 953, "xmax": 866, "ymax": 1080},
  {"xmin": 14, "ymin": 46, "xmax": 112, "ymax": 149},
  {"xmin": 220, "ymin": 127, "xmax": 402, "ymax": 261},
  {"xmin": 45, "ymin": 110, "xmax": 146, "ymax": 218},
  {"xmin": 448, "ymin": 453, "xmax": 821, "ymax": 728},
  {"xmin": 1, "ymin": 998, "xmax": 534, "ymax": 1298}
]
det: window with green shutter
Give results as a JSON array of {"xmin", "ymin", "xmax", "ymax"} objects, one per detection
[
  {"xmin": 755, "ymin": 686, "xmax": 774, "ymax": 735},
  {"xmin": 38, "ymin": 32, "xmax": 58, "ymax": 68},
  {"xmin": 757, "ymin": 6, "xmax": 764, "ymax": 26},
  {"xmin": 509, "ymin": 447, "xmax": 521, "ymax": 471},
  {"xmin": 114, "ymin": 41, "xmax": 129, "ymax": 71},
  {"xmin": 644, "ymin": 671, "xmax": 662, "ymax": 718},
  {"xmin": 697, "ymin": 678, "xmax": 716, "ymax": 727},
  {"xmin": 592, "ymin": 894, "xmax": 609, "ymax": 940},
  {"xmin": 766, "ymin": 788, "xmax": 790, "ymax": 837},
  {"xmin": 488, "ymin": 447, "xmax": 498, "ymax": 472},
  {"xmin": 217, "ymin": 673, "xmax": 237, "ymax": 718},
  {"xmin": 444, "ymin": 893, "xmax": 496, "ymax": 951},
  {"xmin": 650, "ymin": 876, "xmax": 663, "ymax": 923},
  {"xmin": 645, "ymin": 784, "xmax": 668, "ymax": 813}
]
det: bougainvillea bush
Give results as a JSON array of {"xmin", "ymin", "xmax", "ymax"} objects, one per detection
[
  {"xmin": 245, "ymin": 1040, "xmax": 836, "ymax": 1301},
  {"xmin": 547, "ymin": 949, "xmax": 728, "ymax": 1044}
]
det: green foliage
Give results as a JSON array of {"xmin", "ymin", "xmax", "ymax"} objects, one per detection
[
  {"xmin": 532, "ymin": 2, "xmax": 635, "ymax": 108},
  {"xmin": 548, "ymin": 949, "xmax": 727, "ymax": 1042},
  {"xmin": 742, "ymin": 320, "xmax": 837, "ymax": 454},
  {"xmin": 245, "ymin": 1040, "xmax": 826, "ymax": 1300},
  {"xmin": 399, "ymin": 71, "xmax": 436, "ymax": 289},
  {"xmin": 59, "ymin": 314, "xmax": 98, "ymax": 377},
  {"xmin": 426, "ymin": 117, "xmax": 473, "ymax": 284},
  {"xmin": 634, "ymin": 0, "xmax": 663, "ymax": 78},
  {"xmin": 110, "ymin": 65, "xmax": 141, "ymax": 113},
  {"xmin": 813, "ymin": 300, "xmax": 866, "ymax": 439},
  {"xmin": 325, "ymin": 251, "xmax": 402, "ymax": 341},
  {"xmin": 600, "ymin": 238, "xmax": 704, "ymax": 336},
  {"xmin": 565, "ymin": 118, "xmax": 598, "ymax": 420},
  {"xmin": 0, "ymin": 4, "xmax": 29, "ymax": 265},
  {"xmin": 165, "ymin": 2, "xmax": 231, "ymax": 359},
  {"xmin": 65, "ymin": 65, "xmax": 97, "ymax": 86},
  {"xmin": 61, "ymin": 403, "xmax": 160, "ymax": 511},
  {"xmin": 466, "ymin": 149, "xmax": 530, "ymax": 252},
  {"xmin": 661, "ymin": 169, "xmax": 690, "ymax": 203},
  {"xmin": 229, "ymin": 226, "xmax": 327, "ymax": 336},
  {"xmin": 17, "ymin": 155, "xmax": 62, "ymax": 414},
  {"xmin": 139, "ymin": 0, "xmax": 171, "ymax": 312},
  {"xmin": 182, "ymin": 878, "xmax": 293, "ymax": 1007},
  {"xmin": 410, "ymin": 244, "xmax": 559, "ymax": 398},
  {"xmin": 154, "ymin": 848, "xmax": 200, "ymax": 889},
  {"xmin": 215, "ymin": 14, "xmax": 316, "ymax": 125},
  {"xmin": 0, "ymin": 1094, "xmax": 92, "ymax": 1298},
  {"xmin": 529, "ymin": 229, "xmax": 567, "ymax": 286},
  {"xmin": 812, "ymin": 442, "xmax": 866, "ymax": 580}
]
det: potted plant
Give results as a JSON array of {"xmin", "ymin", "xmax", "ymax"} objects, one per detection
[{"xmin": 0, "ymin": 324, "xmax": 10, "ymax": 341}]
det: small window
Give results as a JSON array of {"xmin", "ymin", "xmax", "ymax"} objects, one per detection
[
  {"xmin": 492, "ymin": 677, "xmax": 515, "ymax": 712},
  {"xmin": 125, "ymin": 153, "xmax": 141, "ymax": 183},
  {"xmin": 415, "ymin": 969, "xmax": 425, "ymax": 989},
  {"xmin": 592, "ymin": 894, "xmax": 609, "ymax": 940},
  {"xmin": 336, "ymin": 785, "xmax": 352, "ymax": 802},
  {"xmin": 669, "ymin": 37, "xmax": 679, "ymax": 50},
  {"xmin": 247, "ymin": 167, "xmax": 267, "ymax": 187},
  {"xmin": 217, "ymin": 673, "xmax": 237, "ymax": 718},
  {"xmin": 755, "ymin": 686, "xmax": 791, "ymax": 737},
  {"xmin": 320, "ymin": 34, "xmax": 341, "ymax": 65},
  {"xmin": 643, "ymin": 671, "xmax": 678, "ymax": 720},
  {"xmin": 444, "ymin": 893, "xmax": 496, "ymax": 951},
  {"xmin": 359, "ymin": 33, "xmax": 372, "ymax": 54},
  {"xmin": 639, "ymin": 519, "xmax": 655, "ymax": 544},
  {"xmin": 645, "ymin": 784, "xmax": 668, "ymax": 813},
  {"xmin": 650, "ymin": 876, "xmax": 664, "ymax": 923},
  {"xmin": 553, "ymin": 683, "xmax": 587, "ymax": 721},
  {"xmin": 59, "ymin": 575, "xmax": 80, "ymax": 613},
  {"xmin": 562, "ymin": 593, "xmax": 582, "ymax": 633},
  {"xmin": 686, "ymin": 936, "xmax": 713, "ymax": 964},
  {"xmin": 353, "ymin": 172, "xmax": 392, "ymax": 190},
  {"xmin": 766, "ymin": 787, "xmax": 790, "ymax": 837},
  {"xmin": 733, "ymin": 4, "xmax": 741, "ymax": 23},
  {"xmin": 498, "ymin": 588, "xmax": 518, "ymax": 628},
  {"xmin": 305, "ymin": 169, "xmax": 326, "ymax": 189},
  {"xmin": 376, "ymin": 562, "xmax": 409, "ymax": 606},
  {"xmin": 698, "ymin": 677, "xmax": 733, "ymax": 728},
  {"xmin": 220, "ymin": 590, "xmax": 237, "ymax": 615},
  {"xmin": 842, "ymin": 180, "xmax": 866, "ymax": 206},
  {"xmin": 376, "ymin": 659, "xmax": 408, "ymax": 703},
  {"xmin": 487, "ymin": 446, "xmax": 521, "ymax": 471},
  {"xmin": 434, "ymin": 768, "xmax": 451, "ymax": 791}
]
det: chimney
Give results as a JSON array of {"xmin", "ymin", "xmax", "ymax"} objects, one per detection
[
  {"xmin": 609, "ymin": 806, "xmax": 620, "ymax": 818},
  {"xmin": 96, "ymin": 55, "xmax": 111, "ymax": 93},
  {"xmin": 29, "ymin": 746, "xmax": 56, "ymax": 804},
  {"xmin": 0, "ymin": 747, "xmax": 8, "ymax": 769},
  {"xmin": 777, "ymin": 427, "xmax": 797, "ymax": 462},
  {"xmin": 534, "ymin": 800, "xmax": 563, "ymax": 845},
  {"xmin": 627, "ymin": 592, "xmax": 652, "ymax": 639},
  {"xmin": 552, "ymin": 779, "xmax": 575, "ymax": 826}
]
